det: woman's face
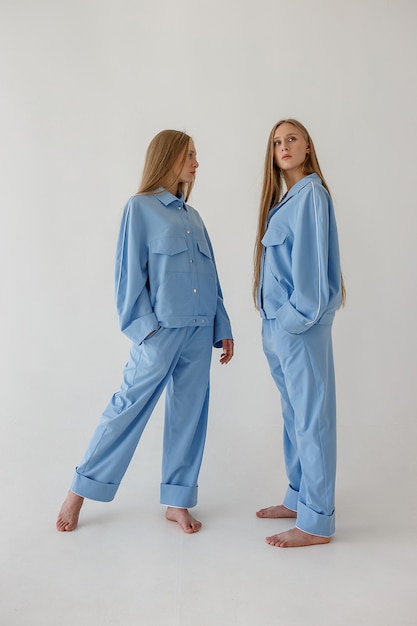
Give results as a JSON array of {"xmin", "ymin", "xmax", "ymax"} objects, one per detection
[
  {"xmin": 273, "ymin": 123, "xmax": 310, "ymax": 174},
  {"xmin": 177, "ymin": 139, "xmax": 199, "ymax": 185}
]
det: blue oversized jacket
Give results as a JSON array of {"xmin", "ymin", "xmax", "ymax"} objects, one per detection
[
  {"xmin": 115, "ymin": 189, "xmax": 232, "ymax": 346},
  {"xmin": 258, "ymin": 173, "xmax": 342, "ymax": 334}
]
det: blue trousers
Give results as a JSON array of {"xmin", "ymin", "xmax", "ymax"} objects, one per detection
[
  {"xmin": 71, "ymin": 325, "xmax": 213, "ymax": 508},
  {"xmin": 262, "ymin": 318, "xmax": 337, "ymax": 537}
]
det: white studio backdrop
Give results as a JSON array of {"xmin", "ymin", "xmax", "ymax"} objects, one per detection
[{"xmin": 1, "ymin": 0, "xmax": 416, "ymax": 517}]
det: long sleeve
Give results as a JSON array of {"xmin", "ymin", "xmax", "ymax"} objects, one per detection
[
  {"xmin": 276, "ymin": 182, "xmax": 330, "ymax": 334},
  {"xmin": 202, "ymin": 225, "xmax": 233, "ymax": 347},
  {"xmin": 114, "ymin": 200, "xmax": 158, "ymax": 344}
]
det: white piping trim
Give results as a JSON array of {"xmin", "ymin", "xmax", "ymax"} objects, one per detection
[
  {"xmin": 115, "ymin": 204, "xmax": 130, "ymax": 302},
  {"xmin": 305, "ymin": 183, "xmax": 321, "ymax": 325}
]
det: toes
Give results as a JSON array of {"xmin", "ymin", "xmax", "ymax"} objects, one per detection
[
  {"xmin": 183, "ymin": 521, "xmax": 200, "ymax": 534},
  {"xmin": 166, "ymin": 508, "xmax": 202, "ymax": 533},
  {"xmin": 266, "ymin": 535, "xmax": 283, "ymax": 547}
]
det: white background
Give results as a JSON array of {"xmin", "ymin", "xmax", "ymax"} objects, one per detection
[{"xmin": 1, "ymin": 1, "xmax": 417, "ymax": 624}]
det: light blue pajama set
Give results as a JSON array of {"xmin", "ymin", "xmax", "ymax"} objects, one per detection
[
  {"xmin": 258, "ymin": 173, "xmax": 342, "ymax": 537},
  {"xmin": 71, "ymin": 189, "xmax": 232, "ymax": 509}
]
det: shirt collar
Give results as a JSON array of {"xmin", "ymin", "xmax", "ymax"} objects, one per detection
[
  {"xmin": 267, "ymin": 173, "xmax": 321, "ymax": 223},
  {"xmin": 155, "ymin": 188, "xmax": 187, "ymax": 209},
  {"xmin": 273, "ymin": 173, "xmax": 322, "ymax": 211}
]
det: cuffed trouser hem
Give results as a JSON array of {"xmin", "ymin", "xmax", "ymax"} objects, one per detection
[
  {"xmin": 160, "ymin": 483, "xmax": 198, "ymax": 508},
  {"xmin": 296, "ymin": 501, "xmax": 335, "ymax": 537},
  {"xmin": 284, "ymin": 485, "xmax": 335, "ymax": 537},
  {"xmin": 283, "ymin": 484, "xmax": 298, "ymax": 512},
  {"xmin": 71, "ymin": 469, "xmax": 119, "ymax": 502}
]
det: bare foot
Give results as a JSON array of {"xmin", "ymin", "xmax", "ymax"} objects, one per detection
[
  {"xmin": 256, "ymin": 504, "xmax": 297, "ymax": 519},
  {"xmin": 266, "ymin": 527, "xmax": 331, "ymax": 548},
  {"xmin": 165, "ymin": 507, "xmax": 202, "ymax": 534},
  {"xmin": 56, "ymin": 491, "xmax": 84, "ymax": 532}
]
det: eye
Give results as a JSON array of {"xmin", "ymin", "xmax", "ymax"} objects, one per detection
[
  {"xmin": 273, "ymin": 140, "xmax": 281, "ymax": 146},
  {"xmin": 288, "ymin": 136, "xmax": 297, "ymax": 142}
]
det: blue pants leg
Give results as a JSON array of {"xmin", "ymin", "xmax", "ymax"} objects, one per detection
[
  {"xmin": 262, "ymin": 319, "xmax": 337, "ymax": 537},
  {"xmin": 160, "ymin": 325, "xmax": 213, "ymax": 507},
  {"xmin": 71, "ymin": 326, "xmax": 212, "ymax": 508}
]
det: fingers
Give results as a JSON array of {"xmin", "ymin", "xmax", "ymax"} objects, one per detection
[{"xmin": 220, "ymin": 339, "xmax": 234, "ymax": 364}]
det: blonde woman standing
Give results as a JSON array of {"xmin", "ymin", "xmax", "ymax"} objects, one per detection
[
  {"xmin": 57, "ymin": 130, "xmax": 234, "ymax": 534},
  {"xmin": 254, "ymin": 119, "xmax": 344, "ymax": 547}
]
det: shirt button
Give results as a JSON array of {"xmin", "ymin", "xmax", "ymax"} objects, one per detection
[
  {"xmin": 178, "ymin": 206, "xmax": 182, "ymax": 210},
  {"xmin": 202, "ymin": 319, "xmax": 205, "ymax": 323},
  {"xmin": 186, "ymin": 230, "xmax": 191, "ymax": 234},
  {"xmin": 189, "ymin": 259, "xmax": 193, "ymax": 263},
  {"xmin": 193, "ymin": 288, "xmax": 197, "ymax": 293}
]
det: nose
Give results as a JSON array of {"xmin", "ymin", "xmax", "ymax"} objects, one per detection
[{"xmin": 281, "ymin": 143, "xmax": 289, "ymax": 151}]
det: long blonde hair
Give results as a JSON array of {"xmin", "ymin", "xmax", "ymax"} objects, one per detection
[
  {"xmin": 137, "ymin": 130, "xmax": 194, "ymax": 201},
  {"xmin": 253, "ymin": 118, "xmax": 345, "ymax": 307}
]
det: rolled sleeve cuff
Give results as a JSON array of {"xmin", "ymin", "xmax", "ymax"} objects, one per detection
[
  {"xmin": 213, "ymin": 319, "xmax": 233, "ymax": 348},
  {"xmin": 121, "ymin": 312, "xmax": 159, "ymax": 344}
]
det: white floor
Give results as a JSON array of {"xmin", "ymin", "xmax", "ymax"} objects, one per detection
[{"xmin": 2, "ymin": 392, "xmax": 417, "ymax": 626}]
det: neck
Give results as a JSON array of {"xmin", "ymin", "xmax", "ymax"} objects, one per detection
[
  {"xmin": 283, "ymin": 169, "xmax": 306, "ymax": 190},
  {"xmin": 165, "ymin": 184, "xmax": 179, "ymax": 196}
]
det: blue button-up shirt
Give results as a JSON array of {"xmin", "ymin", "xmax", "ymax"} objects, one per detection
[
  {"xmin": 115, "ymin": 189, "xmax": 232, "ymax": 346},
  {"xmin": 258, "ymin": 173, "xmax": 342, "ymax": 334}
]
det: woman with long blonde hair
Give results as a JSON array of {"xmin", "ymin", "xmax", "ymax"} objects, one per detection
[
  {"xmin": 254, "ymin": 119, "xmax": 344, "ymax": 547},
  {"xmin": 57, "ymin": 130, "xmax": 234, "ymax": 535}
]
